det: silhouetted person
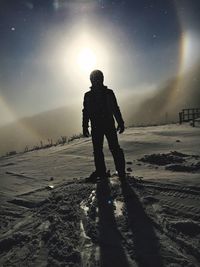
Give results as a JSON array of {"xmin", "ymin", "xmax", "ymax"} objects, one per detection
[{"xmin": 82, "ymin": 70, "xmax": 126, "ymax": 182}]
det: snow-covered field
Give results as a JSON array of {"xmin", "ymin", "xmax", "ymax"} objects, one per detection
[{"xmin": 0, "ymin": 124, "xmax": 200, "ymax": 266}]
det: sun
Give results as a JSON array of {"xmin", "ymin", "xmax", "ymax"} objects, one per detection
[
  {"xmin": 66, "ymin": 33, "xmax": 109, "ymax": 78},
  {"xmin": 77, "ymin": 47, "xmax": 96, "ymax": 72}
]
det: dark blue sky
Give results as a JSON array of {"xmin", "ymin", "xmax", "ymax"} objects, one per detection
[
  {"xmin": 0, "ymin": 0, "xmax": 180, "ymax": 66},
  {"xmin": 0, "ymin": 0, "xmax": 200, "ymax": 125}
]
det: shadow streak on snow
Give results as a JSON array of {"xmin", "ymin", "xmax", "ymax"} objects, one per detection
[
  {"xmin": 96, "ymin": 178, "xmax": 130, "ymax": 267},
  {"xmin": 121, "ymin": 181, "xmax": 163, "ymax": 267}
]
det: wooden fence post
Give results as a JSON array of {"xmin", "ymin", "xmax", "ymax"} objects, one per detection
[
  {"xmin": 179, "ymin": 112, "xmax": 182, "ymax": 124},
  {"xmin": 192, "ymin": 113, "xmax": 195, "ymax": 127}
]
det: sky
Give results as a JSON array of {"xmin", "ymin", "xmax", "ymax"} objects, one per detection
[{"xmin": 0, "ymin": 0, "xmax": 200, "ymax": 126}]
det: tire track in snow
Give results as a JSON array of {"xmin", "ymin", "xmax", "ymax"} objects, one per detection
[{"xmin": 128, "ymin": 177, "xmax": 200, "ymax": 266}]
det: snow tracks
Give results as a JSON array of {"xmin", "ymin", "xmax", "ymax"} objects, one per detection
[{"xmin": 0, "ymin": 177, "xmax": 200, "ymax": 267}]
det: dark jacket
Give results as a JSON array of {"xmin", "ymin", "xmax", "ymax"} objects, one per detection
[{"xmin": 82, "ymin": 86, "xmax": 124, "ymax": 129}]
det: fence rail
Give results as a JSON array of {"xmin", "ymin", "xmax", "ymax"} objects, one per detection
[{"xmin": 179, "ymin": 108, "xmax": 200, "ymax": 127}]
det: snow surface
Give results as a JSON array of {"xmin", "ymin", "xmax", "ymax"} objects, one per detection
[{"xmin": 0, "ymin": 124, "xmax": 200, "ymax": 266}]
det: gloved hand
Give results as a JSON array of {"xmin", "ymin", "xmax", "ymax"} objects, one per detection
[
  {"xmin": 83, "ymin": 127, "xmax": 90, "ymax": 137},
  {"xmin": 117, "ymin": 124, "xmax": 125, "ymax": 134}
]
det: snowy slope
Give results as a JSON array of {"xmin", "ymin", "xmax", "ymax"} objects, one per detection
[{"xmin": 0, "ymin": 124, "xmax": 200, "ymax": 266}]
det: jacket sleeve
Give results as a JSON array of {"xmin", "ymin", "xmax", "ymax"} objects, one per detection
[
  {"xmin": 82, "ymin": 93, "xmax": 90, "ymax": 129},
  {"xmin": 111, "ymin": 91, "xmax": 124, "ymax": 126}
]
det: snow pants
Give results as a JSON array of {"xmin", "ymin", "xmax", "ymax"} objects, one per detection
[{"xmin": 91, "ymin": 124, "xmax": 125, "ymax": 177}]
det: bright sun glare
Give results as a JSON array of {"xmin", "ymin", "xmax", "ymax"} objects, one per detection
[
  {"xmin": 77, "ymin": 47, "xmax": 96, "ymax": 72},
  {"xmin": 66, "ymin": 33, "xmax": 109, "ymax": 80}
]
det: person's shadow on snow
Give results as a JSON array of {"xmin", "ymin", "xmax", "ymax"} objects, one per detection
[
  {"xmin": 121, "ymin": 181, "xmax": 163, "ymax": 267},
  {"xmin": 96, "ymin": 178, "xmax": 130, "ymax": 267}
]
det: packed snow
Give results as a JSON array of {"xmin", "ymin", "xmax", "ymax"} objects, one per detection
[{"xmin": 0, "ymin": 124, "xmax": 200, "ymax": 266}]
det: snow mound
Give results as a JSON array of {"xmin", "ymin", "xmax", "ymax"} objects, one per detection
[
  {"xmin": 138, "ymin": 151, "xmax": 188, "ymax": 165},
  {"xmin": 166, "ymin": 162, "xmax": 200, "ymax": 172},
  {"xmin": 139, "ymin": 151, "xmax": 200, "ymax": 173}
]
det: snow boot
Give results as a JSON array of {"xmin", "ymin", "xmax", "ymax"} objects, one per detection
[
  {"xmin": 85, "ymin": 170, "xmax": 111, "ymax": 183},
  {"xmin": 85, "ymin": 171, "xmax": 98, "ymax": 183}
]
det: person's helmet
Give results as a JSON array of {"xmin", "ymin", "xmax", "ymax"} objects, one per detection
[{"xmin": 90, "ymin": 69, "xmax": 104, "ymax": 86}]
